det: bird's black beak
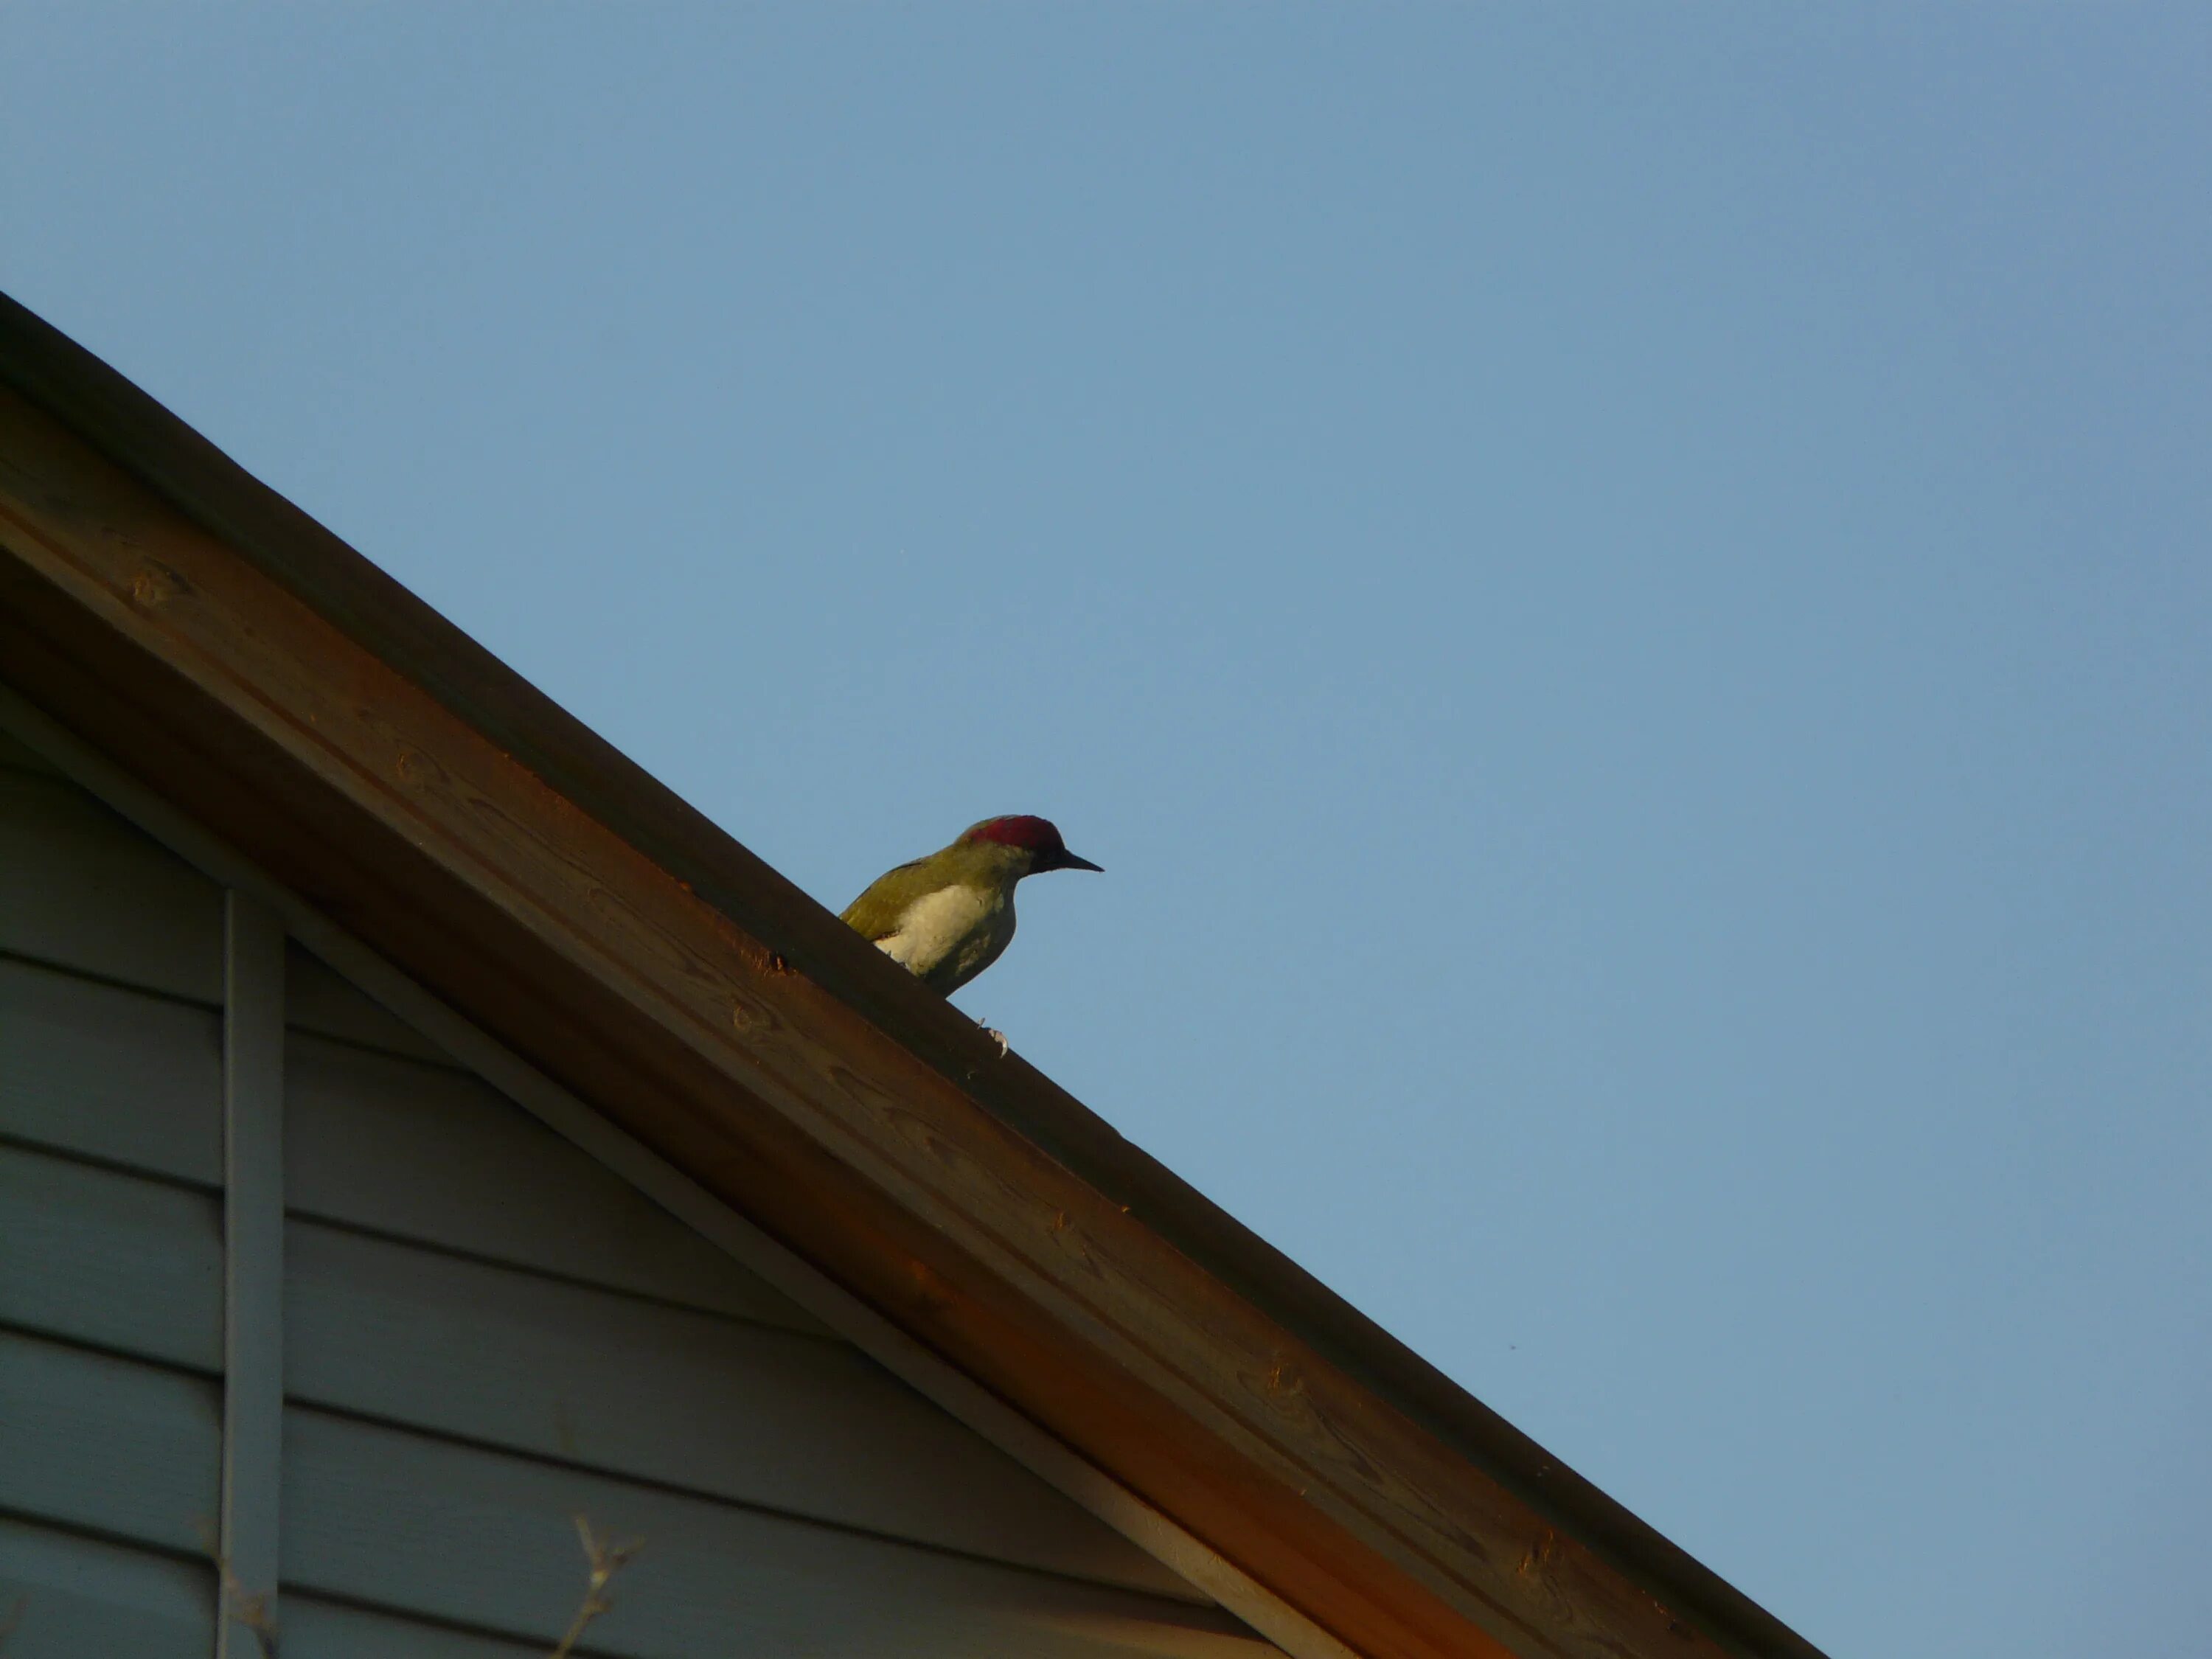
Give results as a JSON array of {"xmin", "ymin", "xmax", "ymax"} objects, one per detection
[{"xmin": 1054, "ymin": 849, "xmax": 1104, "ymax": 873}]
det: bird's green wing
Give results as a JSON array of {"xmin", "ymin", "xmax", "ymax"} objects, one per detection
[{"xmin": 839, "ymin": 858, "xmax": 933, "ymax": 940}]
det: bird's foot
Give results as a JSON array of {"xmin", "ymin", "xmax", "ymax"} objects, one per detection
[{"xmin": 976, "ymin": 1019, "xmax": 1009, "ymax": 1057}]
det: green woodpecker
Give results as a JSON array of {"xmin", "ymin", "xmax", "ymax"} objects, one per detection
[{"xmin": 841, "ymin": 815, "xmax": 1102, "ymax": 995}]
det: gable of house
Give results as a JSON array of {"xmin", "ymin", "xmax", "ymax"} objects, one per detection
[{"xmin": 0, "ymin": 720, "xmax": 1277, "ymax": 1658}]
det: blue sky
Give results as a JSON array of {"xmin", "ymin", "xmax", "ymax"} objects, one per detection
[{"xmin": 6, "ymin": 7, "xmax": 2208, "ymax": 1655}]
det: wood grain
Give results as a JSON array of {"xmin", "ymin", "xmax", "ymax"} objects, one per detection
[{"xmin": 0, "ymin": 313, "xmax": 1823, "ymax": 1659}]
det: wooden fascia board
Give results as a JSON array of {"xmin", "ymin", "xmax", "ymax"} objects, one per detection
[{"xmin": 0, "ymin": 295, "xmax": 1826, "ymax": 1659}]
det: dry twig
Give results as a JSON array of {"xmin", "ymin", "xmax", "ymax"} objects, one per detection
[{"xmin": 549, "ymin": 1513, "xmax": 644, "ymax": 1659}]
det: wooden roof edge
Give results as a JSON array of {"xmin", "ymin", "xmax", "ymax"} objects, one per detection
[{"xmin": 0, "ymin": 289, "xmax": 1826, "ymax": 1659}]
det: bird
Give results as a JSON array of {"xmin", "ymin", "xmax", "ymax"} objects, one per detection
[{"xmin": 841, "ymin": 815, "xmax": 1102, "ymax": 998}]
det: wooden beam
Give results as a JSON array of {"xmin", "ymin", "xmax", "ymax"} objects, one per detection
[
  {"xmin": 0, "ymin": 299, "xmax": 1826, "ymax": 1659},
  {"xmin": 218, "ymin": 889, "xmax": 285, "ymax": 1658}
]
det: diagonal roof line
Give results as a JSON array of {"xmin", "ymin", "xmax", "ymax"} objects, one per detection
[{"xmin": 0, "ymin": 289, "xmax": 1826, "ymax": 1659}]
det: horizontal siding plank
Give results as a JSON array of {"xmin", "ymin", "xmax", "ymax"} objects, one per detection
[
  {"xmin": 286, "ymin": 942, "xmax": 452, "ymax": 1065},
  {"xmin": 0, "ymin": 770, "xmax": 222, "ymax": 1001},
  {"xmin": 0, "ymin": 1143, "xmax": 223, "ymax": 1369},
  {"xmin": 282, "ymin": 1408, "xmax": 1270, "ymax": 1659},
  {"xmin": 0, "ymin": 1329, "xmax": 222, "ymax": 1555},
  {"xmin": 281, "ymin": 1593, "xmax": 553, "ymax": 1659},
  {"xmin": 285, "ymin": 1035, "xmax": 828, "ymax": 1332},
  {"xmin": 0, "ymin": 957, "xmax": 223, "ymax": 1184},
  {"xmin": 0, "ymin": 1516, "xmax": 215, "ymax": 1659},
  {"xmin": 285, "ymin": 1221, "xmax": 1196, "ymax": 1601}
]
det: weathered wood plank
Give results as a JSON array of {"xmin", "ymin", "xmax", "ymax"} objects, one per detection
[
  {"xmin": 286, "ymin": 939, "xmax": 452, "ymax": 1064},
  {"xmin": 0, "ymin": 1329, "xmax": 223, "ymax": 1554},
  {"xmin": 0, "ymin": 1515, "xmax": 216, "ymax": 1659},
  {"xmin": 0, "ymin": 956, "xmax": 223, "ymax": 1183},
  {"xmin": 0, "ymin": 1142, "xmax": 223, "ymax": 1369},
  {"xmin": 284, "ymin": 1219, "xmax": 1196, "ymax": 1601},
  {"xmin": 280, "ymin": 1407, "xmax": 1272, "ymax": 1659},
  {"xmin": 285, "ymin": 1034, "xmax": 828, "ymax": 1334},
  {"xmin": 219, "ymin": 889, "xmax": 286, "ymax": 1658},
  {"xmin": 0, "ymin": 766, "xmax": 222, "ymax": 1001}
]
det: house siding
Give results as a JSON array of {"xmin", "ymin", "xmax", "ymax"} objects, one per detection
[
  {"xmin": 0, "ymin": 725, "xmax": 1275, "ymax": 1658},
  {"xmin": 1, "ymin": 738, "xmax": 229, "ymax": 1657}
]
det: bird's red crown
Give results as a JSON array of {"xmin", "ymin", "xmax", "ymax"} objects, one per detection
[{"xmin": 961, "ymin": 815, "xmax": 1068, "ymax": 855}]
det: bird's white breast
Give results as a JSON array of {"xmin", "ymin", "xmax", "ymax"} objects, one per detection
[{"xmin": 874, "ymin": 883, "xmax": 998, "ymax": 975}]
